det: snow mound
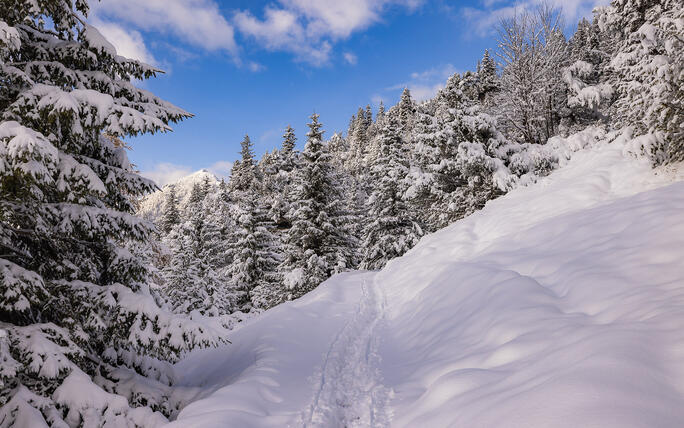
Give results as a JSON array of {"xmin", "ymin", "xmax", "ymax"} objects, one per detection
[
  {"xmin": 166, "ymin": 134, "xmax": 684, "ymax": 427},
  {"xmin": 137, "ymin": 169, "xmax": 219, "ymax": 221}
]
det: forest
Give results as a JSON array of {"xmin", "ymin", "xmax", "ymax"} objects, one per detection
[{"xmin": 0, "ymin": 0, "xmax": 682, "ymax": 426}]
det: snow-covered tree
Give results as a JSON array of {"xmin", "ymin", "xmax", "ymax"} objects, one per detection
[
  {"xmin": 161, "ymin": 184, "xmax": 181, "ymax": 233},
  {"xmin": 0, "ymin": 2, "xmax": 223, "ymax": 425},
  {"xmin": 397, "ymin": 88, "xmax": 416, "ymax": 134},
  {"xmin": 477, "ymin": 49, "xmax": 499, "ymax": 103},
  {"xmin": 280, "ymin": 113, "xmax": 354, "ymax": 299},
  {"xmin": 361, "ymin": 116, "xmax": 422, "ymax": 270},
  {"xmin": 230, "ymin": 135, "xmax": 258, "ymax": 193},
  {"xmin": 599, "ymin": 0, "xmax": 683, "ymax": 163},
  {"xmin": 407, "ymin": 73, "xmax": 509, "ymax": 230},
  {"xmin": 495, "ymin": 5, "xmax": 569, "ymax": 144},
  {"xmin": 230, "ymin": 195, "xmax": 281, "ymax": 311}
]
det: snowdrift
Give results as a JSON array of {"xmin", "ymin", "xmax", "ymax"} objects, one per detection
[{"xmin": 167, "ymin": 134, "xmax": 684, "ymax": 427}]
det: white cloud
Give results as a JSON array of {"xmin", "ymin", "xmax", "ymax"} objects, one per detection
[
  {"xmin": 461, "ymin": 0, "xmax": 611, "ymax": 37},
  {"xmin": 234, "ymin": 0, "xmax": 424, "ymax": 65},
  {"xmin": 141, "ymin": 162, "xmax": 193, "ymax": 187},
  {"xmin": 389, "ymin": 64, "xmax": 459, "ymax": 102},
  {"xmin": 90, "ymin": 0, "xmax": 237, "ymax": 54},
  {"xmin": 207, "ymin": 160, "xmax": 234, "ymax": 179},
  {"xmin": 248, "ymin": 61, "xmax": 266, "ymax": 72},
  {"xmin": 90, "ymin": 19, "xmax": 156, "ymax": 64},
  {"xmin": 87, "ymin": 0, "xmax": 425, "ymax": 67},
  {"xmin": 343, "ymin": 52, "xmax": 358, "ymax": 65}
]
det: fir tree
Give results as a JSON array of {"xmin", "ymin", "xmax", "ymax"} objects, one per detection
[
  {"xmin": 600, "ymin": 0, "xmax": 683, "ymax": 163},
  {"xmin": 361, "ymin": 116, "xmax": 422, "ymax": 269},
  {"xmin": 0, "ymin": 2, "xmax": 223, "ymax": 424},
  {"xmin": 477, "ymin": 49, "xmax": 499, "ymax": 103},
  {"xmin": 230, "ymin": 195, "xmax": 280, "ymax": 311},
  {"xmin": 230, "ymin": 135, "xmax": 258, "ymax": 192},
  {"xmin": 397, "ymin": 88, "xmax": 416, "ymax": 133},
  {"xmin": 281, "ymin": 113, "xmax": 353, "ymax": 299},
  {"xmin": 161, "ymin": 184, "xmax": 181, "ymax": 233}
]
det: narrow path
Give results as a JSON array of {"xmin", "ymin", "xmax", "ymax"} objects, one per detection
[{"xmin": 300, "ymin": 275, "xmax": 392, "ymax": 427}]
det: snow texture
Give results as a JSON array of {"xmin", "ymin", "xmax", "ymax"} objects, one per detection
[{"xmin": 165, "ymin": 132, "xmax": 684, "ymax": 427}]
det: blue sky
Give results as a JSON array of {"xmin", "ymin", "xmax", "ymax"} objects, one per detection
[{"xmin": 88, "ymin": 0, "xmax": 605, "ymax": 185}]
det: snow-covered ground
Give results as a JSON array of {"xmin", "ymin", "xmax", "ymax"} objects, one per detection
[{"xmin": 167, "ymin": 135, "xmax": 684, "ymax": 427}]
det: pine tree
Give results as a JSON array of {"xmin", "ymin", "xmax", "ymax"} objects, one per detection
[
  {"xmin": 280, "ymin": 113, "xmax": 353, "ymax": 299},
  {"xmin": 364, "ymin": 104, "xmax": 373, "ymax": 129},
  {"xmin": 231, "ymin": 195, "xmax": 280, "ymax": 311},
  {"xmin": 377, "ymin": 101, "xmax": 386, "ymax": 121},
  {"xmin": 477, "ymin": 49, "xmax": 499, "ymax": 103},
  {"xmin": 408, "ymin": 75, "xmax": 507, "ymax": 231},
  {"xmin": 347, "ymin": 107, "xmax": 370, "ymax": 173},
  {"xmin": 397, "ymin": 88, "xmax": 416, "ymax": 133},
  {"xmin": 230, "ymin": 135, "xmax": 258, "ymax": 192},
  {"xmin": 361, "ymin": 116, "xmax": 422, "ymax": 269},
  {"xmin": 161, "ymin": 184, "xmax": 181, "ymax": 233},
  {"xmin": 0, "ymin": 2, "xmax": 223, "ymax": 425},
  {"xmin": 600, "ymin": 0, "xmax": 683, "ymax": 163},
  {"xmin": 562, "ymin": 18, "xmax": 613, "ymax": 130}
]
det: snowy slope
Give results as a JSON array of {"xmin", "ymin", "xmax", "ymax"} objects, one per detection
[
  {"xmin": 167, "ymin": 135, "xmax": 684, "ymax": 427},
  {"xmin": 137, "ymin": 169, "xmax": 219, "ymax": 221}
]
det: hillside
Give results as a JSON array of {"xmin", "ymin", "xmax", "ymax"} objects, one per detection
[{"xmin": 165, "ymin": 134, "xmax": 684, "ymax": 427}]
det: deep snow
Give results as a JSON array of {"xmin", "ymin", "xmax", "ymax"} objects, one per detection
[{"xmin": 167, "ymin": 135, "xmax": 684, "ymax": 427}]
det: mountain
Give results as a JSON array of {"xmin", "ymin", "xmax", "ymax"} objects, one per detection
[
  {"xmin": 137, "ymin": 169, "xmax": 220, "ymax": 221},
  {"xmin": 165, "ymin": 131, "xmax": 684, "ymax": 427}
]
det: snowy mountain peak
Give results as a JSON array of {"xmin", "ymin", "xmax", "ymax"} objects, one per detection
[{"xmin": 137, "ymin": 169, "xmax": 221, "ymax": 221}]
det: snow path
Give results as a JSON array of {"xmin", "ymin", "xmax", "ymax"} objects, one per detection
[{"xmin": 301, "ymin": 276, "xmax": 391, "ymax": 427}]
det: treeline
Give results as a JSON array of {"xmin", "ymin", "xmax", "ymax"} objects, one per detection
[{"xmin": 151, "ymin": 0, "xmax": 682, "ymax": 317}]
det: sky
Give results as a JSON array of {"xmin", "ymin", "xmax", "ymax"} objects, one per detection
[{"xmin": 87, "ymin": 0, "xmax": 608, "ymax": 185}]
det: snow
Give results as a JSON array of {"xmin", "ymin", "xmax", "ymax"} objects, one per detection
[
  {"xmin": 83, "ymin": 25, "xmax": 117, "ymax": 56},
  {"xmin": 0, "ymin": 21, "xmax": 20, "ymax": 52},
  {"xmin": 164, "ymin": 133, "xmax": 684, "ymax": 426}
]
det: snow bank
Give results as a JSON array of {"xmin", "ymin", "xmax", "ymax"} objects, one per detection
[{"xmin": 167, "ymin": 134, "xmax": 684, "ymax": 427}]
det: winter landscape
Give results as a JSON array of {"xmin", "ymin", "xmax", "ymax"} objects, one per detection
[{"xmin": 1, "ymin": 0, "xmax": 683, "ymax": 427}]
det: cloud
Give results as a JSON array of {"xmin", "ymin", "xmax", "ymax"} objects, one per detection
[
  {"xmin": 343, "ymin": 52, "xmax": 358, "ymax": 65},
  {"xmin": 206, "ymin": 160, "xmax": 234, "ymax": 179},
  {"xmin": 233, "ymin": 0, "xmax": 424, "ymax": 65},
  {"xmin": 90, "ymin": 0, "xmax": 237, "ymax": 55},
  {"xmin": 248, "ymin": 61, "xmax": 266, "ymax": 72},
  {"xmin": 388, "ymin": 64, "xmax": 459, "ymax": 102},
  {"xmin": 87, "ymin": 0, "xmax": 425, "ymax": 67},
  {"xmin": 140, "ymin": 162, "xmax": 193, "ymax": 187},
  {"xmin": 141, "ymin": 160, "xmax": 234, "ymax": 186},
  {"xmin": 461, "ymin": 0, "xmax": 611, "ymax": 37},
  {"xmin": 90, "ymin": 19, "xmax": 156, "ymax": 64}
]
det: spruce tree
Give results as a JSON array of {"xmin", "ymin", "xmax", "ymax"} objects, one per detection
[
  {"xmin": 230, "ymin": 135, "xmax": 258, "ymax": 192},
  {"xmin": 600, "ymin": 0, "xmax": 683, "ymax": 163},
  {"xmin": 280, "ymin": 113, "xmax": 353, "ymax": 299},
  {"xmin": 397, "ymin": 88, "xmax": 416, "ymax": 133},
  {"xmin": 477, "ymin": 49, "xmax": 499, "ymax": 103},
  {"xmin": 0, "ymin": 2, "xmax": 222, "ymax": 424},
  {"xmin": 231, "ymin": 195, "xmax": 280, "ymax": 311},
  {"xmin": 361, "ymin": 116, "xmax": 422, "ymax": 270},
  {"xmin": 161, "ymin": 184, "xmax": 181, "ymax": 233}
]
